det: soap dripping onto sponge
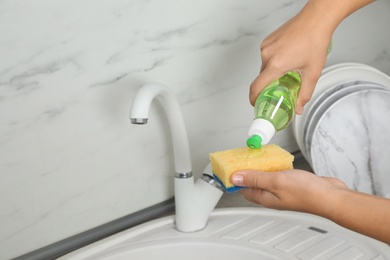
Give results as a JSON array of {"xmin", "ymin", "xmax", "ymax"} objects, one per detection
[{"xmin": 209, "ymin": 144, "xmax": 294, "ymax": 192}]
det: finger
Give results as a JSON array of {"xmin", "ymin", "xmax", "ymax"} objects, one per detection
[
  {"xmin": 231, "ymin": 170, "xmax": 279, "ymax": 190},
  {"xmin": 239, "ymin": 188, "xmax": 262, "ymax": 204},
  {"xmin": 239, "ymin": 187, "xmax": 282, "ymax": 208},
  {"xmin": 260, "ymin": 61, "xmax": 266, "ymax": 73},
  {"xmin": 295, "ymin": 68, "xmax": 322, "ymax": 114},
  {"xmin": 249, "ymin": 68, "xmax": 284, "ymax": 106}
]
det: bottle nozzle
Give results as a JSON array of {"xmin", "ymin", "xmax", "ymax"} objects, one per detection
[
  {"xmin": 246, "ymin": 135, "xmax": 262, "ymax": 149},
  {"xmin": 247, "ymin": 118, "xmax": 275, "ymax": 148}
]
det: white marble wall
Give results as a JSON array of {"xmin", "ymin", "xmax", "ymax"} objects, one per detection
[{"xmin": 1, "ymin": 0, "xmax": 389, "ymax": 258}]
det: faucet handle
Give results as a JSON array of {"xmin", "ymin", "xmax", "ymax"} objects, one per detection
[{"xmin": 201, "ymin": 174, "xmax": 224, "ymax": 192}]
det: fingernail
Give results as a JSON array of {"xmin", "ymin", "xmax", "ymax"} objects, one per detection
[{"xmin": 231, "ymin": 174, "xmax": 244, "ymax": 185}]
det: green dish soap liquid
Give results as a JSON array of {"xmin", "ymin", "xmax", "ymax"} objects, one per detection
[{"xmin": 246, "ymin": 71, "xmax": 301, "ymax": 149}]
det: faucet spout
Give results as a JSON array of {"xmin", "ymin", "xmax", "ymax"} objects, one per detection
[
  {"xmin": 130, "ymin": 83, "xmax": 192, "ymax": 175},
  {"xmin": 130, "ymin": 83, "xmax": 223, "ymax": 232}
]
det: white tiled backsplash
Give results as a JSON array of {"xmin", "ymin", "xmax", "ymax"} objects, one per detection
[{"xmin": 1, "ymin": 0, "xmax": 390, "ymax": 258}]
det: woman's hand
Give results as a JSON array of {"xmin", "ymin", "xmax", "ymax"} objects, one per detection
[
  {"xmin": 250, "ymin": 0, "xmax": 375, "ymax": 114},
  {"xmin": 231, "ymin": 169, "xmax": 347, "ymax": 217},
  {"xmin": 250, "ymin": 15, "xmax": 332, "ymax": 114}
]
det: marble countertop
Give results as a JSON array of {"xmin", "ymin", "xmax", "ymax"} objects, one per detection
[{"xmin": 216, "ymin": 152, "xmax": 313, "ymax": 208}]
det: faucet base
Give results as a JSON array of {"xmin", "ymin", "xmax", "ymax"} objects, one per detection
[{"xmin": 174, "ymin": 176, "xmax": 223, "ymax": 232}]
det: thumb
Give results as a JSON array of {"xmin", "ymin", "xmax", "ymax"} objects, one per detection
[
  {"xmin": 295, "ymin": 68, "xmax": 322, "ymax": 114},
  {"xmin": 231, "ymin": 170, "xmax": 276, "ymax": 189}
]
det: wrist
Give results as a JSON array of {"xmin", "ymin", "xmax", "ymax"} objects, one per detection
[
  {"xmin": 303, "ymin": 0, "xmax": 376, "ymax": 34},
  {"xmin": 297, "ymin": 0, "xmax": 340, "ymax": 38},
  {"xmin": 317, "ymin": 187, "xmax": 350, "ymax": 221}
]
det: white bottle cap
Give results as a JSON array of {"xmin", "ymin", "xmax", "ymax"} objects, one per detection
[{"xmin": 248, "ymin": 118, "xmax": 276, "ymax": 145}]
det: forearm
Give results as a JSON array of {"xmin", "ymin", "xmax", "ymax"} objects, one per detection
[
  {"xmin": 325, "ymin": 189, "xmax": 390, "ymax": 244},
  {"xmin": 299, "ymin": 0, "xmax": 376, "ymax": 35}
]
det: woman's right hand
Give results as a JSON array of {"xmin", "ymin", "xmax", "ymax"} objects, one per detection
[
  {"xmin": 249, "ymin": 0, "xmax": 375, "ymax": 113},
  {"xmin": 250, "ymin": 10, "xmax": 332, "ymax": 114},
  {"xmin": 249, "ymin": 0, "xmax": 334, "ymax": 114}
]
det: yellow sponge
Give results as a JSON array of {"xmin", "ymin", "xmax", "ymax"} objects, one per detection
[{"xmin": 210, "ymin": 144, "xmax": 294, "ymax": 192}]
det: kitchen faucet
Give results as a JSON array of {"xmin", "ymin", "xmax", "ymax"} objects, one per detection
[{"xmin": 130, "ymin": 83, "xmax": 223, "ymax": 232}]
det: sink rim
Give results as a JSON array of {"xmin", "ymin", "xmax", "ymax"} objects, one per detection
[
  {"xmin": 60, "ymin": 207, "xmax": 390, "ymax": 259},
  {"xmin": 91, "ymin": 239, "xmax": 282, "ymax": 260}
]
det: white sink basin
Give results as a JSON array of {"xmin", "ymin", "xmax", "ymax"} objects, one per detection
[
  {"xmin": 60, "ymin": 208, "xmax": 390, "ymax": 260},
  {"xmin": 96, "ymin": 241, "xmax": 278, "ymax": 260}
]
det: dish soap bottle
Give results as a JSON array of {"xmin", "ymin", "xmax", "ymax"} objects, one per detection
[
  {"xmin": 246, "ymin": 71, "xmax": 301, "ymax": 149},
  {"xmin": 247, "ymin": 40, "xmax": 332, "ymax": 149}
]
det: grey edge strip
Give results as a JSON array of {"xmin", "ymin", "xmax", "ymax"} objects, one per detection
[{"xmin": 13, "ymin": 198, "xmax": 175, "ymax": 260}]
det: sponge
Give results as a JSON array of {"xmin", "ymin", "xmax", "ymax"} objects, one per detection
[{"xmin": 210, "ymin": 144, "xmax": 294, "ymax": 192}]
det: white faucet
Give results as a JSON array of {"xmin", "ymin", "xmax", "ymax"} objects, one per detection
[{"xmin": 130, "ymin": 83, "xmax": 224, "ymax": 232}]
